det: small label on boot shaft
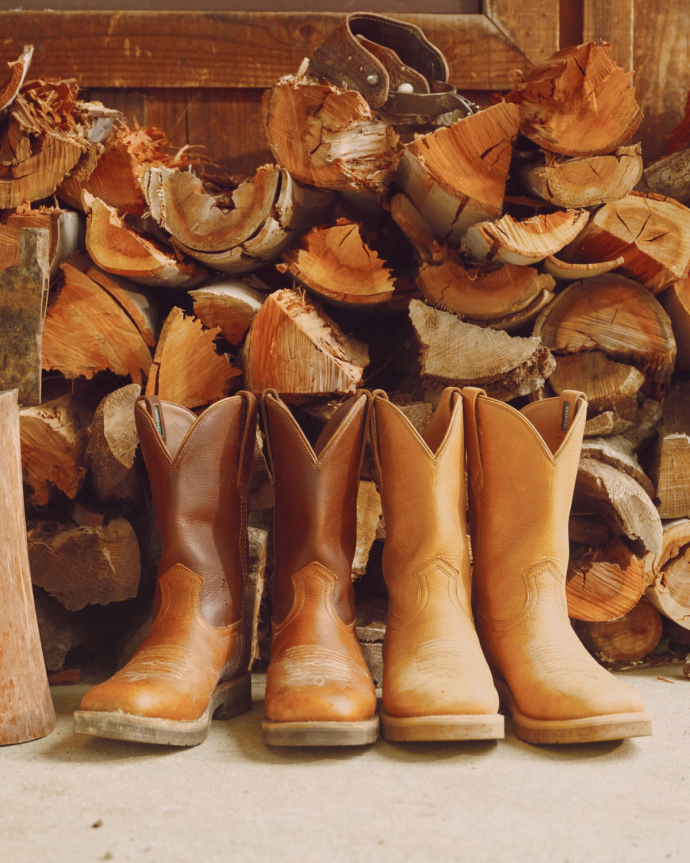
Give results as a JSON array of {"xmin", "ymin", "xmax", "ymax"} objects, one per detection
[
  {"xmin": 561, "ymin": 401, "xmax": 570, "ymax": 432},
  {"xmin": 154, "ymin": 404, "xmax": 163, "ymax": 436}
]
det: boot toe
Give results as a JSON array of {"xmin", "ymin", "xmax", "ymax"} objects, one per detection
[
  {"xmin": 80, "ymin": 678, "xmax": 197, "ymax": 721},
  {"xmin": 266, "ymin": 684, "xmax": 376, "ymax": 723}
]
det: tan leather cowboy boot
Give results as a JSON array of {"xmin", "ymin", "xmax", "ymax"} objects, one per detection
[
  {"xmin": 370, "ymin": 389, "xmax": 503, "ymax": 741},
  {"xmin": 74, "ymin": 392, "xmax": 257, "ymax": 745},
  {"xmin": 463, "ymin": 387, "xmax": 652, "ymax": 744},
  {"xmin": 260, "ymin": 390, "xmax": 378, "ymax": 746}
]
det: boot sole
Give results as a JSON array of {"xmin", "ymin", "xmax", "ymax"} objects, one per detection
[
  {"xmin": 381, "ymin": 708, "xmax": 504, "ymax": 741},
  {"xmin": 261, "ymin": 715, "xmax": 379, "ymax": 747},
  {"xmin": 495, "ymin": 679, "xmax": 653, "ymax": 744},
  {"xmin": 73, "ymin": 673, "xmax": 252, "ymax": 746}
]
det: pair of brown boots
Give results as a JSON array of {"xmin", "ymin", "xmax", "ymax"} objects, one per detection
[{"xmin": 74, "ymin": 387, "xmax": 651, "ymax": 747}]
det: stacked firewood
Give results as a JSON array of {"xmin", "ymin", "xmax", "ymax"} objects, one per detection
[{"xmin": 3, "ymin": 39, "xmax": 690, "ymax": 679}]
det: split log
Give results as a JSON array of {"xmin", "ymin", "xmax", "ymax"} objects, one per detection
[
  {"xmin": 32, "ymin": 587, "xmax": 82, "ymax": 673},
  {"xmin": 59, "ymin": 124, "xmax": 197, "ymax": 218},
  {"xmin": 0, "ymin": 207, "xmax": 84, "ymax": 281},
  {"xmin": 417, "ymin": 249, "xmax": 553, "ymax": 321},
  {"xmin": 353, "ymin": 480, "xmax": 383, "ymax": 579},
  {"xmin": 85, "ymin": 265, "xmax": 158, "ymax": 347},
  {"xmin": 651, "ymin": 381, "xmax": 690, "ymax": 519},
  {"xmin": 42, "ymin": 261, "xmax": 153, "ymax": 384},
  {"xmin": 146, "ymin": 308, "xmax": 241, "ymax": 410},
  {"xmin": 0, "ymin": 227, "xmax": 49, "ymax": 406},
  {"xmin": 84, "ymin": 193, "xmax": 208, "ymax": 288},
  {"xmin": 0, "ymin": 45, "xmax": 33, "ymax": 117},
  {"xmin": 519, "ymin": 144, "xmax": 642, "ymax": 208},
  {"xmin": 561, "ymin": 193, "xmax": 690, "ymax": 293},
  {"xmin": 396, "ymin": 102, "xmax": 520, "ymax": 244},
  {"xmin": 462, "ymin": 210, "xmax": 589, "ymax": 266},
  {"xmin": 636, "ymin": 148, "xmax": 690, "ymax": 205},
  {"xmin": 242, "ymin": 288, "xmax": 369, "ymax": 396},
  {"xmin": 568, "ymin": 516, "xmax": 609, "ymax": 546},
  {"xmin": 27, "ymin": 517, "xmax": 141, "ymax": 611},
  {"xmin": 389, "ymin": 192, "xmax": 438, "ymax": 264},
  {"xmin": 505, "ymin": 41, "xmax": 643, "ymax": 157},
  {"xmin": 146, "ymin": 166, "xmax": 333, "ymax": 274},
  {"xmin": 543, "ymin": 254, "xmax": 625, "ymax": 282},
  {"xmin": 396, "ymin": 401, "xmax": 433, "ymax": 435},
  {"xmin": 86, "ymin": 384, "xmax": 141, "ymax": 503},
  {"xmin": 567, "ymin": 540, "xmax": 645, "ymax": 622},
  {"xmin": 0, "ymin": 77, "xmax": 98, "ymax": 208},
  {"xmin": 191, "ymin": 277, "xmax": 266, "ymax": 345},
  {"xmin": 580, "ymin": 437, "xmax": 654, "ymax": 498},
  {"xmin": 409, "ymin": 298, "xmax": 555, "ymax": 403},
  {"xmin": 584, "ymin": 412, "xmax": 631, "ymax": 438},
  {"xmin": 19, "ymin": 394, "xmax": 89, "ymax": 506},
  {"xmin": 278, "ymin": 220, "xmax": 395, "ymax": 308},
  {"xmin": 574, "ymin": 598, "xmax": 663, "ymax": 661},
  {"xmin": 249, "ymin": 430, "xmax": 274, "ymax": 512},
  {"xmin": 659, "ymin": 279, "xmax": 690, "ymax": 369},
  {"xmin": 575, "ymin": 458, "xmax": 663, "ymax": 556},
  {"xmin": 264, "ymin": 76, "xmax": 399, "ymax": 193},
  {"xmin": 247, "ymin": 526, "xmax": 268, "ymax": 666},
  {"xmin": 644, "ymin": 519, "xmax": 690, "ymax": 630},
  {"xmin": 0, "ymin": 389, "xmax": 56, "ymax": 743},
  {"xmin": 467, "ymin": 290, "xmax": 554, "ymax": 333},
  {"xmin": 356, "ymin": 599, "xmax": 388, "ymax": 689},
  {"xmin": 550, "ymin": 351, "xmax": 644, "ymax": 430},
  {"xmin": 533, "ymin": 274, "xmax": 677, "ymax": 391}
]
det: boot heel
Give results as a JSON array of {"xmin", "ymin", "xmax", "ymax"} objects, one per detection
[{"xmin": 212, "ymin": 673, "xmax": 252, "ymax": 720}]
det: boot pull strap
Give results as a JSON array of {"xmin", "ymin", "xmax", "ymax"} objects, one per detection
[
  {"xmin": 368, "ymin": 390, "xmax": 389, "ymax": 492},
  {"xmin": 461, "ymin": 387, "xmax": 485, "ymax": 495},
  {"xmin": 556, "ymin": 389, "xmax": 586, "ymax": 446},
  {"xmin": 237, "ymin": 390, "xmax": 258, "ymax": 494},
  {"xmin": 259, "ymin": 389, "xmax": 280, "ymax": 479},
  {"xmin": 137, "ymin": 395, "xmax": 167, "ymax": 445}
]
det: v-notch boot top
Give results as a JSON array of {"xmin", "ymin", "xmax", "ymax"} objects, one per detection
[
  {"xmin": 370, "ymin": 388, "xmax": 503, "ymax": 742},
  {"xmin": 463, "ymin": 387, "xmax": 652, "ymax": 745},
  {"xmin": 261, "ymin": 390, "xmax": 378, "ymax": 747},
  {"xmin": 75, "ymin": 392, "xmax": 257, "ymax": 746}
]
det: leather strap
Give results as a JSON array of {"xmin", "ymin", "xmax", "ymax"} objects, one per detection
[{"xmin": 307, "ymin": 13, "xmax": 475, "ymax": 122}]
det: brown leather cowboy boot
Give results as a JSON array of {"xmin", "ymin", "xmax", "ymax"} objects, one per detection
[
  {"xmin": 463, "ymin": 387, "xmax": 652, "ymax": 744},
  {"xmin": 74, "ymin": 392, "xmax": 257, "ymax": 745},
  {"xmin": 260, "ymin": 390, "xmax": 378, "ymax": 746},
  {"xmin": 370, "ymin": 388, "xmax": 503, "ymax": 741}
]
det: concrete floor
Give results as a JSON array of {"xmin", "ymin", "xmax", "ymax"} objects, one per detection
[{"xmin": 0, "ymin": 668, "xmax": 687, "ymax": 863}]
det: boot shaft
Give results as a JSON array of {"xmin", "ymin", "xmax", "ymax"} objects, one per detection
[
  {"xmin": 462, "ymin": 387, "xmax": 586, "ymax": 620},
  {"xmin": 262, "ymin": 390, "xmax": 370, "ymax": 625},
  {"xmin": 370, "ymin": 388, "xmax": 472, "ymax": 617},
  {"xmin": 135, "ymin": 392, "xmax": 256, "ymax": 627}
]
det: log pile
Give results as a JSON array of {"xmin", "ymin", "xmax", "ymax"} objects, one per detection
[{"xmin": 3, "ymin": 33, "xmax": 690, "ymax": 678}]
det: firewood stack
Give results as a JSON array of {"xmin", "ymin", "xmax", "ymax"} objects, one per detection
[{"xmin": 3, "ymin": 34, "xmax": 690, "ymax": 679}]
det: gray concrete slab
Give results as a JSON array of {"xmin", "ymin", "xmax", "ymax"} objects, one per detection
[{"xmin": 0, "ymin": 668, "xmax": 688, "ymax": 863}]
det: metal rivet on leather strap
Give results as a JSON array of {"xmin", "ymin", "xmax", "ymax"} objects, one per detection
[
  {"xmin": 397, "ymin": 83, "xmax": 415, "ymax": 93},
  {"xmin": 366, "ymin": 73, "xmax": 380, "ymax": 86}
]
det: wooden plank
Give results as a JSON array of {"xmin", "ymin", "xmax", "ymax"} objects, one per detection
[
  {"xmin": 559, "ymin": 0, "xmax": 583, "ymax": 50},
  {"xmin": 0, "ymin": 11, "xmax": 530, "ymax": 91},
  {"xmin": 484, "ymin": 0, "xmax": 559, "ymax": 65},
  {"xmin": 0, "ymin": 388, "xmax": 56, "ymax": 745},
  {"xmin": 632, "ymin": 0, "xmax": 690, "ymax": 165},
  {"xmin": 583, "ymin": 0, "xmax": 633, "ymax": 70}
]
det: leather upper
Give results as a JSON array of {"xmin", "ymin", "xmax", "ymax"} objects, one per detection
[
  {"xmin": 371, "ymin": 388, "xmax": 499, "ymax": 718},
  {"xmin": 262, "ymin": 391, "xmax": 377, "ymax": 724},
  {"xmin": 463, "ymin": 387, "xmax": 646, "ymax": 721},
  {"xmin": 80, "ymin": 393, "xmax": 256, "ymax": 722}
]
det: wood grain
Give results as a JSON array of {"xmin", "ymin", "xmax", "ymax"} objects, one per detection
[
  {"xmin": 0, "ymin": 11, "xmax": 530, "ymax": 91},
  {"xmin": 0, "ymin": 389, "xmax": 56, "ymax": 745},
  {"xmin": 485, "ymin": 0, "xmax": 559, "ymax": 65},
  {"xmin": 583, "ymin": 0, "xmax": 633, "ymax": 70}
]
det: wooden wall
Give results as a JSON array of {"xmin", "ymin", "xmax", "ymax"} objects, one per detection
[{"xmin": 1, "ymin": 2, "xmax": 688, "ymax": 173}]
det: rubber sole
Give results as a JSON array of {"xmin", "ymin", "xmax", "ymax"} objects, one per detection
[
  {"xmin": 73, "ymin": 673, "xmax": 252, "ymax": 746},
  {"xmin": 381, "ymin": 708, "xmax": 504, "ymax": 742},
  {"xmin": 261, "ymin": 714, "xmax": 379, "ymax": 747},
  {"xmin": 495, "ymin": 679, "xmax": 653, "ymax": 744}
]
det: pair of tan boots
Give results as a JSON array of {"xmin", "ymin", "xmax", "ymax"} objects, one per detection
[{"xmin": 74, "ymin": 387, "xmax": 652, "ymax": 747}]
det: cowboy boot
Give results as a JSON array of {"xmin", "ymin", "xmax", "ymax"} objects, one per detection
[
  {"xmin": 462, "ymin": 387, "xmax": 652, "ymax": 744},
  {"xmin": 370, "ymin": 389, "xmax": 503, "ymax": 741},
  {"xmin": 260, "ymin": 390, "xmax": 378, "ymax": 746},
  {"xmin": 74, "ymin": 392, "xmax": 257, "ymax": 745}
]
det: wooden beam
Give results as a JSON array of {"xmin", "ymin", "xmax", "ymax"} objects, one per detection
[
  {"xmin": 583, "ymin": 0, "xmax": 634, "ymax": 70},
  {"xmin": 0, "ymin": 389, "xmax": 56, "ymax": 745},
  {"xmin": 0, "ymin": 11, "xmax": 529, "ymax": 91},
  {"xmin": 484, "ymin": 0, "xmax": 559, "ymax": 65}
]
